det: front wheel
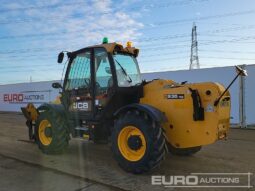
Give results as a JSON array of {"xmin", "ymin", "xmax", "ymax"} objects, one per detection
[
  {"xmin": 35, "ymin": 111, "xmax": 69, "ymax": 154},
  {"xmin": 111, "ymin": 111, "xmax": 168, "ymax": 174}
]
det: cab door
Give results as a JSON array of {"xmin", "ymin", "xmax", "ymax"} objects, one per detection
[
  {"xmin": 64, "ymin": 49, "xmax": 93, "ymax": 119},
  {"xmin": 94, "ymin": 48, "xmax": 115, "ymax": 116}
]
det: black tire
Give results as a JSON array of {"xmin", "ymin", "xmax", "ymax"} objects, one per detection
[
  {"xmin": 168, "ymin": 143, "xmax": 201, "ymax": 156},
  {"xmin": 111, "ymin": 110, "xmax": 168, "ymax": 174},
  {"xmin": 35, "ymin": 110, "xmax": 69, "ymax": 154}
]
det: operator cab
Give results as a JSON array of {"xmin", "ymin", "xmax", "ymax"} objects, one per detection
[{"xmin": 56, "ymin": 39, "xmax": 144, "ymax": 123}]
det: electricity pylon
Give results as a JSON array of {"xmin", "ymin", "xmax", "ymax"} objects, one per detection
[{"xmin": 189, "ymin": 23, "xmax": 200, "ymax": 70}]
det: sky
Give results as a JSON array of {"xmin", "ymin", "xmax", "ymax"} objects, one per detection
[{"xmin": 1, "ymin": 0, "xmax": 255, "ymax": 84}]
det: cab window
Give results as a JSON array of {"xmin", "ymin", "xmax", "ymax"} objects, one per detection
[
  {"xmin": 65, "ymin": 51, "xmax": 91, "ymax": 91},
  {"xmin": 95, "ymin": 48, "xmax": 113, "ymax": 96}
]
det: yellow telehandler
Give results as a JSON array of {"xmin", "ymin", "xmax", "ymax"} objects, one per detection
[{"xmin": 21, "ymin": 38, "xmax": 247, "ymax": 173}]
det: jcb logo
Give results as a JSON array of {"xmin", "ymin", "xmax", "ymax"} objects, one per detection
[{"xmin": 73, "ymin": 102, "xmax": 89, "ymax": 111}]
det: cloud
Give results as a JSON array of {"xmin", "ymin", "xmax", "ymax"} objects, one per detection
[
  {"xmin": 0, "ymin": 0, "xmax": 144, "ymax": 55},
  {"xmin": 92, "ymin": 0, "xmax": 112, "ymax": 13},
  {"xmin": 0, "ymin": 0, "xmax": 145, "ymax": 82}
]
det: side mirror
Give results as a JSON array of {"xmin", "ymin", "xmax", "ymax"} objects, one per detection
[
  {"xmin": 57, "ymin": 52, "xmax": 64, "ymax": 63},
  {"xmin": 52, "ymin": 82, "xmax": 62, "ymax": 89},
  {"xmin": 235, "ymin": 65, "xmax": 248, "ymax": 76},
  {"xmin": 105, "ymin": 67, "xmax": 111, "ymax": 74}
]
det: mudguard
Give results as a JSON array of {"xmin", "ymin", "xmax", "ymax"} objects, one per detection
[
  {"xmin": 37, "ymin": 103, "xmax": 67, "ymax": 117},
  {"xmin": 114, "ymin": 103, "xmax": 167, "ymax": 123},
  {"xmin": 37, "ymin": 103, "xmax": 70, "ymax": 135}
]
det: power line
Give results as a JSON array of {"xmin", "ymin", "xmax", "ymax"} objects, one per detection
[
  {"xmin": 0, "ymin": 0, "xmax": 209, "ymax": 13},
  {"xmin": 141, "ymin": 56, "xmax": 188, "ymax": 63},
  {"xmin": 0, "ymin": 1, "xmax": 208, "ymax": 25},
  {"xmin": 200, "ymin": 56, "xmax": 255, "ymax": 61},
  {"xmin": 1, "ymin": 7, "xmax": 255, "ymax": 26},
  {"xmin": 2, "ymin": 26, "xmax": 255, "ymax": 62},
  {"xmin": 1, "ymin": 33, "xmax": 255, "ymax": 57},
  {"xmin": 0, "ymin": 63, "xmax": 60, "ymax": 69},
  {"xmin": 139, "ymin": 49, "xmax": 255, "ymax": 59},
  {"xmin": 199, "ymin": 49, "xmax": 255, "ymax": 54},
  {"xmin": 0, "ymin": 52, "xmax": 190, "ymax": 66},
  {"xmin": 0, "ymin": 1, "xmax": 86, "ymax": 13},
  {"xmin": 146, "ymin": 9, "xmax": 255, "ymax": 27},
  {"xmin": 139, "ymin": 57, "xmax": 255, "ymax": 66},
  {"xmin": 142, "ymin": 35, "xmax": 255, "ymax": 52},
  {"xmin": 0, "ymin": 68, "xmax": 62, "ymax": 73},
  {"xmin": 1, "ymin": 55, "xmax": 255, "ymax": 73},
  {"xmin": 139, "ymin": 51, "xmax": 189, "ymax": 57},
  {"xmin": 141, "ymin": 55, "xmax": 255, "ymax": 63},
  {"xmin": 2, "ymin": 22, "xmax": 255, "ymax": 45}
]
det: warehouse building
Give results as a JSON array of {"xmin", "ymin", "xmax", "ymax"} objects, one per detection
[{"xmin": 0, "ymin": 65, "xmax": 254, "ymax": 128}]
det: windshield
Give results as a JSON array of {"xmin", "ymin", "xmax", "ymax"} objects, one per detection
[{"xmin": 113, "ymin": 53, "xmax": 142, "ymax": 87}]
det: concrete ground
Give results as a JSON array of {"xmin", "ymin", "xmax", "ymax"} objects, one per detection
[
  {"xmin": 0, "ymin": 155, "xmax": 115, "ymax": 191},
  {"xmin": 0, "ymin": 112, "xmax": 254, "ymax": 191}
]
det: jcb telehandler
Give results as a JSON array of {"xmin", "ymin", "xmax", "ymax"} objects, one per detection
[{"xmin": 21, "ymin": 38, "xmax": 247, "ymax": 174}]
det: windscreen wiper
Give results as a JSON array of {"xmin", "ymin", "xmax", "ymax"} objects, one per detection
[{"xmin": 114, "ymin": 58, "xmax": 132, "ymax": 83}]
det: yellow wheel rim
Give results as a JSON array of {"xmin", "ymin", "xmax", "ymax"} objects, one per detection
[
  {"xmin": 117, "ymin": 126, "xmax": 146, "ymax": 162},
  {"xmin": 39, "ymin": 120, "xmax": 52, "ymax": 146}
]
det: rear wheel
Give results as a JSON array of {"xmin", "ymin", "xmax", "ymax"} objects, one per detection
[
  {"xmin": 168, "ymin": 144, "xmax": 201, "ymax": 156},
  {"xmin": 35, "ymin": 111, "xmax": 69, "ymax": 154},
  {"xmin": 111, "ymin": 110, "xmax": 168, "ymax": 174}
]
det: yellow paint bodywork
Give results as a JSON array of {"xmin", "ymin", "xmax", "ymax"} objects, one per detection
[
  {"xmin": 140, "ymin": 79, "xmax": 231, "ymax": 148},
  {"xmin": 25, "ymin": 103, "xmax": 39, "ymax": 122}
]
